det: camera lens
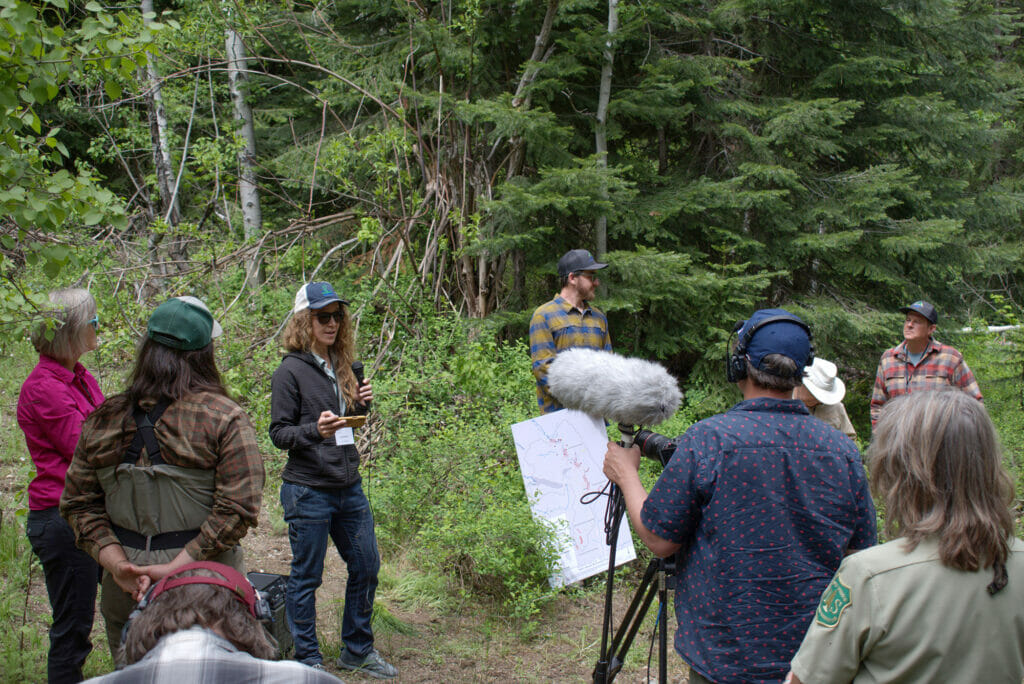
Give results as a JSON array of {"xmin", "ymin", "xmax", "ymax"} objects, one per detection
[{"xmin": 635, "ymin": 429, "xmax": 677, "ymax": 465}]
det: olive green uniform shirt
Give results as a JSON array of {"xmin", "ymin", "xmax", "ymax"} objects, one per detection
[{"xmin": 791, "ymin": 536, "xmax": 1024, "ymax": 684}]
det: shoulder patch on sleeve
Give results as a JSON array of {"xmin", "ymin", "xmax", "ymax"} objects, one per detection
[{"xmin": 815, "ymin": 574, "xmax": 852, "ymax": 628}]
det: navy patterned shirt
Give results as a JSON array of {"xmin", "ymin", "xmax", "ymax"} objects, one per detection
[{"xmin": 641, "ymin": 398, "xmax": 876, "ymax": 684}]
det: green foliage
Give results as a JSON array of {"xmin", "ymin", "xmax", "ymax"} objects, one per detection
[
  {"xmin": 947, "ymin": 323, "xmax": 1024, "ymax": 533},
  {"xmin": 364, "ymin": 287, "xmax": 561, "ymax": 619},
  {"xmin": 0, "ymin": 0, "xmax": 175, "ymax": 344},
  {"xmin": 0, "ymin": 507, "xmax": 46, "ymax": 683}
]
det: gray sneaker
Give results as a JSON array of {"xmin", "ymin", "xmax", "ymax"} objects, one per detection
[{"xmin": 336, "ymin": 647, "xmax": 398, "ymax": 680}]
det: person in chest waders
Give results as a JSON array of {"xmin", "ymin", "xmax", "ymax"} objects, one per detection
[{"xmin": 61, "ymin": 296, "xmax": 265, "ymax": 664}]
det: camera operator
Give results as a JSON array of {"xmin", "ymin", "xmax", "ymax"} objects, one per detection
[{"xmin": 603, "ymin": 309, "xmax": 876, "ymax": 684}]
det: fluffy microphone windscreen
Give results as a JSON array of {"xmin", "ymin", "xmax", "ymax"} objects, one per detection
[{"xmin": 547, "ymin": 349, "xmax": 682, "ymax": 426}]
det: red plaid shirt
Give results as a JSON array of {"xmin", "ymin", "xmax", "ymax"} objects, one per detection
[{"xmin": 870, "ymin": 338, "xmax": 982, "ymax": 425}]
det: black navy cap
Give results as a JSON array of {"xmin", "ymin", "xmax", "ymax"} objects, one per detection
[{"xmin": 899, "ymin": 300, "xmax": 937, "ymax": 324}]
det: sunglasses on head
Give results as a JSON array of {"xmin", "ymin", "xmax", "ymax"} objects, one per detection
[{"xmin": 314, "ymin": 310, "xmax": 344, "ymax": 324}]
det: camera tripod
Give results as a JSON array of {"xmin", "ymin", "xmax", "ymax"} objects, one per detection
[
  {"xmin": 592, "ymin": 425, "xmax": 678, "ymax": 684},
  {"xmin": 593, "ymin": 532, "xmax": 677, "ymax": 682}
]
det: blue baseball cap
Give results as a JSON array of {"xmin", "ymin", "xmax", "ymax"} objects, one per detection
[
  {"xmin": 738, "ymin": 308, "xmax": 812, "ymax": 373},
  {"xmin": 293, "ymin": 281, "xmax": 349, "ymax": 313}
]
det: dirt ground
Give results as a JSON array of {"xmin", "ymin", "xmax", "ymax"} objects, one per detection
[
  {"xmin": 244, "ymin": 506, "xmax": 693, "ymax": 683},
  {"xmin": 5, "ymin": 470, "xmax": 691, "ymax": 683}
]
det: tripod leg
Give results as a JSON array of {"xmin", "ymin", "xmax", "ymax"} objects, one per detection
[
  {"xmin": 659, "ymin": 569, "xmax": 668, "ymax": 683},
  {"xmin": 591, "ymin": 557, "xmax": 661, "ymax": 682},
  {"xmin": 592, "ymin": 484, "xmax": 623, "ymax": 684},
  {"xmin": 610, "ymin": 566, "xmax": 659, "ymax": 675},
  {"xmin": 601, "ymin": 558, "xmax": 672, "ymax": 684}
]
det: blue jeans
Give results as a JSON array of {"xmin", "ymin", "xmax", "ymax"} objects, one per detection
[
  {"xmin": 26, "ymin": 507, "xmax": 100, "ymax": 684},
  {"xmin": 281, "ymin": 481, "xmax": 380, "ymax": 665}
]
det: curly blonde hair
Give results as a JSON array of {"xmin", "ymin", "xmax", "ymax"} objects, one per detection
[{"xmin": 280, "ymin": 307, "xmax": 359, "ymax": 405}]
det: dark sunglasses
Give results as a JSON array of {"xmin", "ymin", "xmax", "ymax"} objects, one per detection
[
  {"xmin": 314, "ymin": 310, "xmax": 344, "ymax": 324},
  {"xmin": 88, "ymin": 315, "xmax": 99, "ymax": 330}
]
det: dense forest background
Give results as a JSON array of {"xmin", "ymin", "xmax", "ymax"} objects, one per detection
[
  {"xmin": 5, "ymin": 0, "xmax": 1024, "ymax": 378},
  {"xmin": 2, "ymin": 0, "xmax": 1024, "ymax": 678}
]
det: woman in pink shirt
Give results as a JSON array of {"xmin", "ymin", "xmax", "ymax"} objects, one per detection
[{"xmin": 17, "ymin": 288, "xmax": 104, "ymax": 683}]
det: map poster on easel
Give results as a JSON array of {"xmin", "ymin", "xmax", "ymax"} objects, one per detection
[{"xmin": 512, "ymin": 409, "xmax": 637, "ymax": 588}]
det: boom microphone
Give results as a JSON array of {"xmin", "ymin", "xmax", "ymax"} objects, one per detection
[{"xmin": 547, "ymin": 349, "xmax": 682, "ymax": 427}]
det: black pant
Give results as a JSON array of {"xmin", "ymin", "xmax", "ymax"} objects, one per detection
[{"xmin": 26, "ymin": 507, "xmax": 99, "ymax": 684}]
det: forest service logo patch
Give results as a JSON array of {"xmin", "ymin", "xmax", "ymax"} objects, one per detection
[{"xmin": 815, "ymin": 575, "xmax": 851, "ymax": 628}]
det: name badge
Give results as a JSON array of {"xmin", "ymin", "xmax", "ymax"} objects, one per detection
[{"xmin": 335, "ymin": 427, "xmax": 355, "ymax": 446}]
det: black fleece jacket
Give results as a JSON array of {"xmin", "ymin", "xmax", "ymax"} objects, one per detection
[{"xmin": 269, "ymin": 351, "xmax": 369, "ymax": 489}]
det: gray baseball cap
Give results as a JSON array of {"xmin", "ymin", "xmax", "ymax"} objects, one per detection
[{"xmin": 557, "ymin": 249, "xmax": 608, "ymax": 278}]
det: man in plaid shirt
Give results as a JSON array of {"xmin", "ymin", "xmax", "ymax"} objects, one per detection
[
  {"xmin": 870, "ymin": 300, "xmax": 982, "ymax": 426},
  {"xmin": 529, "ymin": 249, "xmax": 612, "ymax": 413}
]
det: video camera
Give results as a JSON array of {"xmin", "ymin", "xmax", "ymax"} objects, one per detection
[{"xmin": 633, "ymin": 429, "xmax": 677, "ymax": 466}]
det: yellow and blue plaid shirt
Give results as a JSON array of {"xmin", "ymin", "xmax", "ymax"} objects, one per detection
[{"xmin": 529, "ymin": 295, "xmax": 611, "ymax": 413}]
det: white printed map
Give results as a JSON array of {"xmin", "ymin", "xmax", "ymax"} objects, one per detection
[{"xmin": 512, "ymin": 409, "xmax": 636, "ymax": 587}]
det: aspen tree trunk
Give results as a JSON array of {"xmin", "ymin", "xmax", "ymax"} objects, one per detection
[
  {"xmin": 593, "ymin": 0, "xmax": 618, "ymax": 260},
  {"xmin": 141, "ymin": 0, "xmax": 181, "ymax": 277},
  {"xmin": 141, "ymin": 0, "xmax": 179, "ymax": 226},
  {"xmin": 225, "ymin": 27, "xmax": 264, "ymax": 287}
]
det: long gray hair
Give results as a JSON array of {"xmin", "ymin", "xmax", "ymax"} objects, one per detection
[{"xmin": 869, "ymin": 388, "xmax": 1013, "ymax": 574}]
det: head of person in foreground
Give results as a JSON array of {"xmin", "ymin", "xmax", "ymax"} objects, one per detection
[
  {"xmin": 120, "ymin": 561, "xmax": 275, "ymax": 665},
  {"xmin": 871, "ymin": 388, "xmax": 1014, "ymax": 583}
]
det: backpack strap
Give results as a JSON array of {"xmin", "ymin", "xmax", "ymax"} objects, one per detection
[{"xmin": 123, "ymin": 400, "xmax": 171, "ymax": 466}]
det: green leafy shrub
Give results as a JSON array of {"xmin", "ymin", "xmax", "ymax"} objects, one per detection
[
  {"xmin": 0, "ymin": 508, "xmax": 46, "ymax": 682},
  {"xmin": 364, "ymin": 294, "xmax": 561, "ymax": 619}
]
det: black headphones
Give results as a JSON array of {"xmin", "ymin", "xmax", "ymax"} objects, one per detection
[
  {"xmin": 726, "ymin": 314, "xmax": 815, "ymax": 383},
  {"xmin": 122, "ymin": 561, "xmax": 272, "ymax": 644}
]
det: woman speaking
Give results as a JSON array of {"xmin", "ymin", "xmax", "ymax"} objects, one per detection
[{"xmin": 270, "ymin": 281, "xmax": 396, "ymax": 679}]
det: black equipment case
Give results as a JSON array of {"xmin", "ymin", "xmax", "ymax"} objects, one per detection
[{"xmin": 247, "ymin": 572, "xmax": 293, "ymax": 660}]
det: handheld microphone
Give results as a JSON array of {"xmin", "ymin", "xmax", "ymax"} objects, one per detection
[
  {"xmin": 547, "ymin": 349, "xmax": 682, "ymax": 445},
  {"xmin": 352, "ymin": 361, "xmax": 370, "ymax": 410}
]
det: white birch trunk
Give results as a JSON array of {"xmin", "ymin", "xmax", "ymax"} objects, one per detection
[
  {"xmin": 225, "ymin": 27, "xmax": 263, "ymax": 286},
  {"xmin": 594, "ymin": 0, "xmax": 618, "ymax": 259},
  {"xmin": 141, "ymin": 0, "xmax": 180, "ymax": 227}
]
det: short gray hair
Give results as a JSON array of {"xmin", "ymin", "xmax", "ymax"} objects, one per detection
[{"xmin": 30, "ymin": 288, "xmax": 96, "ymax": 362}]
